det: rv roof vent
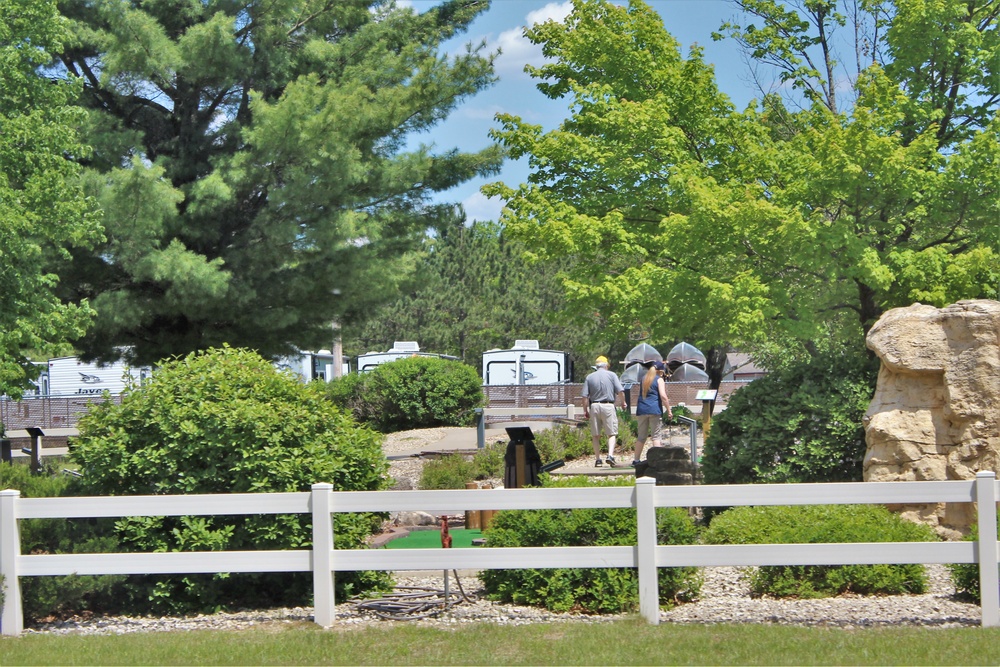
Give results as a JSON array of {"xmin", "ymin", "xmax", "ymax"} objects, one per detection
[
  {"xmin": 391, "ymin": 341, "xmax": 420, "ymax": 352},
  {"xmin": 514, "ymin": 339, "xmax": 540, "ymax": 349}
]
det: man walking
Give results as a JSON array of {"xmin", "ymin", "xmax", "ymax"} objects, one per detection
[{"xmin": 582, "ymin": 356, "xmax": 625, "ymax": 467}]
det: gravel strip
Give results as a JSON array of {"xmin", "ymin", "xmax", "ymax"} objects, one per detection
[{"xmin": 27, "ymin": 565, "xmax": 980, "ymax": 635}]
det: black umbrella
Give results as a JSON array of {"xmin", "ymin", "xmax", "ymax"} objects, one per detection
[
  {"xmin": 668, "ymin": 363, "xmax": 710, "ymax": 382},
  {"xmin": 620, "ymin": 363, "xmax": 650, "ymax": 385},
  {"xmin": 666, "ymin": 342, "xmax": 706, "ymax": 371},
  {"xmin": 624, "ymin": 343, "xmax": 662, "ymax": 365}
]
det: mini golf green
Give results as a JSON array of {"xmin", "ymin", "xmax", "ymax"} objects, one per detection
[{"xmin": 384, "ymin": 528, "xmax": 484, "ymax": 549}]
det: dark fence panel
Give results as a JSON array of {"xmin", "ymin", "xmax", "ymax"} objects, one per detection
[
  {"xmin": 2, "ymin": 381, "xmax": 757, "ymax": 431},
  {"xmin": 483, "ymin": 380, "xmax": 755, "ymax": 418},
  {"xmin": 0, "ymin": 395, "xmax": 118, "ymax": 431}
]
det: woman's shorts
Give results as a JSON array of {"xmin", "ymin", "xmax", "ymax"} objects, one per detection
[{"xmin": 637, "ymin": 414, "xmax": 663, "ymax": 442}]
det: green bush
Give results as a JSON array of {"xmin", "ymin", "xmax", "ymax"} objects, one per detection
[
  {"xmin": 531, "ymin": 424, "xmax": 594, "ymax": 463},
  {"xmin": 702, "ymin": 505, "xmax": 938, "ymax": 597},
  {"xmin": 614, "ymin": 409, "xmax": 637, "ymax": 453},
  {"xmin": 701, "ymin": 352, "xmax": 877, "ymax": 485},
  {"xmin": 420, "ymin": 453, "xmax": 477, "ymax": 490},
  {"xmin": 471, "ymin": 441, "xmax": 506, "ymax": 480},
  {"xmin": 481, "ymin": 476, "xmax": 701, "ymax": 613},
  {"xmin": 0, "ymin": 462, "xmax": 122, "ymax": 621},
  {"xmin": 326, "ymin": 356, "xmax": 484, "ymax": 432},
  {"xmin": 947, "ymin": 510, "xmax": 1000, "ymax": 602},
  {"xmin": 70, "ymin": 346, "xmax": 390, "ymax": 614},
  {"xmin": 665, "ymin": 404, "xmax": 694, "ymax": 426}
]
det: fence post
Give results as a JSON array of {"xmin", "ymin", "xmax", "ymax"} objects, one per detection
[
  {"xmin": 975, "ymin": 471, "xmax": 999, "ymax": 627},
  {"xmin": 635, "ymin": 477, "xmax": 659, "ymax": 625},
  {"xmin": 0, "ymin": 489, "xmax": 23, "ymax": 636},
  {"xmin": 311, "ymin": 483, "xmax": 335, "ymax": 627},
  {"xmin": 476, "ymin": 408, "xmax": 485, "ymax": 449}
]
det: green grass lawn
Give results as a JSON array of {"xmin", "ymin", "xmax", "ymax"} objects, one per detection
[
  {"xmin": 2, "ymin": 619, "xmax": 998, "ymax": 665},
  {"xmin": 384, "ymin": 528, "xmax": 483, "ymax": 549}
]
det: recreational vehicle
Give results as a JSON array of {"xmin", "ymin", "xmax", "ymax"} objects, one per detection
[
  {"xmin": 275, "ymin": 350, "xmax": 350, "ymax": 382},
  {"xmin": 355, "ymin": 342, "xmax": 459, "ymax": 373},
  {"xmin": 45, "ymin": 357, "xmax": 152, "ymax": 397},
  {"xmin": 481, "ymin": 340, "xmax": 572, "ymax": 386}
]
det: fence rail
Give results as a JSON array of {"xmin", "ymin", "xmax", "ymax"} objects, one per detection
[
  {"xmin": 0, "ymin": 382, "xmax": 756, "ymax": 433},
  {"xmin": 2, "ymin": 475, "xmax": 998, "ymax": 635},
  {"xmin": 482, "ymin": 381, "xmax": 753, "ymax": 415}
]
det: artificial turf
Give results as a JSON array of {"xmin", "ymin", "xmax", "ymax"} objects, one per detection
[{"xmin": 383, "ymin": 528, "xmax": 484, "ymax": 549}]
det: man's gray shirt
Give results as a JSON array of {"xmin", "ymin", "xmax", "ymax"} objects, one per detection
[{"xmin": 582, "ymin": 368, "xmax": 624, "ymax": 403}]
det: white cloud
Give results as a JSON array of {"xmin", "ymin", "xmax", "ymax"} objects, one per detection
[
  {"xmin": 525, "ymin": 1, "xmax": 573, "ymax": 26},
  {"xmin": 458, "ymin": 103, "xmax": 506, "ymax": 121},
  {"xmin": 491, "ymin": 2, "xmax": 573, "ymax": 77},
  {"xmin": 462, "ymin": 191, "xmax": 504, "ymax": 222}
]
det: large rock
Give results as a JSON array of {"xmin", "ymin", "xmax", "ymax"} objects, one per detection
[
  {"xmin": 635, "ymin": 446, "xmax": 700, "ymax": 485},
  {"xmin": 864, "ymin": 300, "xmax": 1000, "ymax": 537}
]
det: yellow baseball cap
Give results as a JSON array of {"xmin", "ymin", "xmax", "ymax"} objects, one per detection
[{"xmin": 595, "ymin": 356, "xmax": 609, "ymax": 365}]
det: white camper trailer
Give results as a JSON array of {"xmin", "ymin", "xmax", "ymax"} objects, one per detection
[
  {"xmin": 45, "ymin": 357, "xmax": 151, "ymax": 397},
  {"xmin": 355, "ymin": 342, "xmax": 458, "ymax": 373},
  {"xmin": 482, "ymin": 340, "xmax": 572, "ymax": 386},
  {"xmin": 275, "ymin": 350, "xmax": 350, "ymax": 382}
]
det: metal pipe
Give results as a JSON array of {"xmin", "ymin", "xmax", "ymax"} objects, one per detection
[{"xmin": 676, "ymin": 415, "xmax": 698, "ymax": 466}]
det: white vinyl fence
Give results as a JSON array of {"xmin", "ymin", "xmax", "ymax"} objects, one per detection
[{"xmin": 1, "ymin": 474, "xmax": 998, "ymax": 636}]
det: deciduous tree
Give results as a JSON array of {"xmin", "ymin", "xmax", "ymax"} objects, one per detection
[
  {"xmin": 486, "ymin": 0, "xmax": 1000, "ymax": 370},
  {"xmin": 0, "ymin": 0, "xmax": 102, "ymax": 397},
  {"xmin": 346, "ymin": 219, "xmax": 604, "ymax": 378}
]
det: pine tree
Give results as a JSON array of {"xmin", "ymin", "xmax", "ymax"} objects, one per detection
[{"xmin": 52, "ymin": 0, "xmax": 502, "ymax": 365}]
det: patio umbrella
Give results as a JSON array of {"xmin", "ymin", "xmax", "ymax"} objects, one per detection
[
  {"xmin": 619, "ymin": 363, "xmax": 649, "ymax": 386},
  {"xmin": 624, "ymin": 343, "xmax": 662, "ymax": 365},
  {"xmin": 666, "ymin": 342, "xmax": 706, "ymax": 371},
  {"xmin": 667, "ymin": 363, "xmax": 710, "ymax": 383}
]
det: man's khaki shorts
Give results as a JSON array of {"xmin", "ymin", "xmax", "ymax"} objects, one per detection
[{"xmin": 589, "ymin": 403, "xmax": 618, "ymax": 437}]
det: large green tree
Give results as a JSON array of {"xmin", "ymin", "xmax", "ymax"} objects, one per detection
[
  {"xmin": 345, "ymin": 219, "xmax": 604, "ymax": 378},
  {"xmin": 51, "ymin": 0, "xmax": 503, "ymax": 366},
  {"xmin": 0, "ymin": 0, "xmax": 102, "ymax": 397},
  {"xmin": 486, "ymin": 0, "xmax": 1000, "ymax": 369}
]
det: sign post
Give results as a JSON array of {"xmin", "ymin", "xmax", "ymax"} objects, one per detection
[{"xmin": 695, "ymin": 390, "xmax": 717, "ymax": 439}]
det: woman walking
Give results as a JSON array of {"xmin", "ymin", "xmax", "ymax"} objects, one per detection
[{"xmin": 632, "ymin": 360, "xmax": 672, "ymax": 466}]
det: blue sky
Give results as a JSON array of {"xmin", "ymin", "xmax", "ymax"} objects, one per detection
[{"xmin": 408, "ymin": 0, "xmax": 763, "ymax": 222}]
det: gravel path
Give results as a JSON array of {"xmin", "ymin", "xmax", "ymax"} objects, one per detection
[{"xmin": 29, "ymin": 565, "xmax": 980, "ymax": 635}]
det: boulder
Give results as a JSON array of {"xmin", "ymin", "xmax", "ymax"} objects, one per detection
[
  {"xmin": 635, "ymin": 445, "xmax": 700, "ymax": 485},
  {"xmin": 864, "ymin": 300, "xmax": 1000, "ymax": 537},
  {"xmin": 394, "ymin": 511, "xmax": 437, "ymax": 527}
]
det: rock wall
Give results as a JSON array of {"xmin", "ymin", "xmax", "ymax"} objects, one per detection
[{"xmin": 864, "ymin": 300, "xmax": 1000, "ymax": 537}]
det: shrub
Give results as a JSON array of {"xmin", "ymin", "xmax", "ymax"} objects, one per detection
[
  {"xmin": 70, "ymin": 346, "xmax": 390, "ymax": 613},
  {"xmin": 326, "ymin": 356, "xmax": 483, "ymax": 432},
  {"xmin": 701, "ymin": 352, "xmax": 877, "ymax": 485},
  {"xmin": 665, "ymin": 404, "xmax": 694, "ymax": 426},
  {"xmin": 471, "ymin": 441, "xmax": 506, "ymax": 480},
  {"xmin": 947, "ymin": 510, "xmax": 1000, "ymax": 602},
  {"xmin": 481, "ymin": 476, "xmax": 701, "ymax": 613},
  {"xmin": 420, "ymin": 453, "xmax": 477, "ymax": 489},
  {"xmin": 614, "ymin": 408, "xmax": 637, "ymax": 453},
  {"xmin": 702, "ymin": 505, "xmax": 938, "ymax": 597},
  {"xmin": 0, "ymin": 462, "xmax": 122, "ymax": 621},
  {"xmin": 531, "ymin": 424, "xmax": 594, "ymax": 463}
]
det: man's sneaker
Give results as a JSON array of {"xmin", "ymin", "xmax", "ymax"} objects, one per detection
[
  {"xmin": 594, "ymin": 458, "xmax": 603, "ymax": 467},
  {"xmin": 630, "ymin": 460, "xmax": 640, "ymax": 467},
  {"xmin": 606, "ymin": 456, "xmax": 617, "ymax": 468}
]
